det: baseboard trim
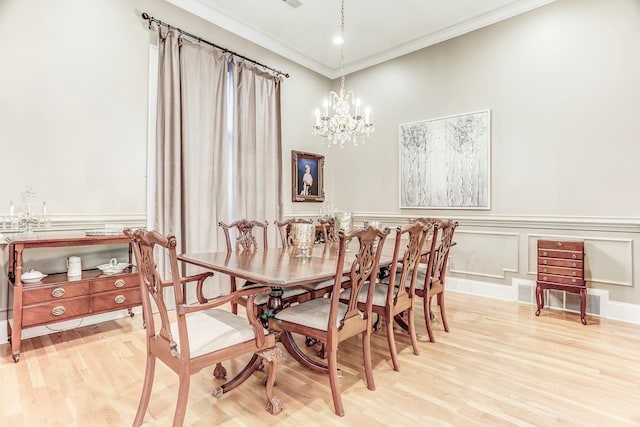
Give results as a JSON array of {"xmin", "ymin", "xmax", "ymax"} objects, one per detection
[
  {"xmin": 0, "ymin": 307, "xmax": 142, "ymax": 344},
  {"xmin": 447, "ymin": 277, "xmax": 640, "ymax": 325},
  {"xmin": 604, "ymin": 301, "xmax": 640, "ymax": 324}
]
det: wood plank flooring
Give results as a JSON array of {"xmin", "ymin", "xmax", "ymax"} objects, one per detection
[{"xmin": 2, "ymin": 292, "xmax": 639, "ymax": 426}]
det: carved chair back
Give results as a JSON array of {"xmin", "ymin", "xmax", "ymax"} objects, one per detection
[
  {"xmin": 318, "ymin": 216, "xmax": 337, "ymax": 245},
  {"xmin": 387, "ymin": 222, "xmax": 435, "ymax": 307},
  {"xmin": 218, "ymin": 219, "xmax": 269, "ymax": 252},
  {"xmin": 333, "ymin": 226, "xmax": 390, "ymax": 334},
  {"xmin": 274, "ymin": 218, "xmax": 313, "ymax": 248}
]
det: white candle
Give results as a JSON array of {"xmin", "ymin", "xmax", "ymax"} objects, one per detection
[
  {"xmin": 323, "ymin": 99, "xmax": 329, "ymax": 116},
  {"xmin": 355, "ymin": 98, "xmax": 361, "ymax": 115},
  {"xmin": 315, "ymin": 108, "xmax": 320, "ymax": 125},
  {"xmin": 365, "ymin": 107, "xmax": 370, "ymax": 124},
  {"xmin": 42, "ymin": 201, "xmax": 47, "ymax": 216},
  {"xmin": 9, "ymin": 201, "xmax": 14, "ymax": 217}
]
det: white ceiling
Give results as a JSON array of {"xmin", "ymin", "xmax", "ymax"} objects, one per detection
[{"xmin": 168, "ymin": 0, "xmax": 556, "ymax": 79}]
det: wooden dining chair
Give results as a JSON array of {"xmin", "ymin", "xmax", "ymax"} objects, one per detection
[
  {"xmin": 219, "ymin": 219, "xmax": 309, "ymax": 316},
  {"xmin": 269, "ymin": 226, "xmax": 390, "ymax": 416},
  {"xmin": 341, "ymin": 222, "xmax": 436, "ymax": 371},
  {"xmin": 219, "ymin": 218, "xmax": 269, "ymax": 253},
  {"xmin": 318, "ymin": 216, "xmax": 338, "ymax": 246},
  {"xmin": 218, "ymin": 219, "xmax": 269, "ymax": 314},
  {"xmin": 274, "ymin": 217, "xmax": 313, "ymax": 248},
  {"xmin": 125, "ymin": 228, "xmax": 282, "ymax": 427},
  {"xmin": 413, "ymin": 219, "xmax": 458, "ymax": 342},
  {"xmin": 302, "ymin": 216, "xmax": 343, "ymax": 299}
]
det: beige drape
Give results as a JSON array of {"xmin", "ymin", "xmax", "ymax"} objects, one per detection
[
  {"xmin": 155, "ymin": 28, "xmax": 230, "ymax": 254},
  {"xmin": 154, "ymin": 28, "xmax": 282, "ymax": 294},
  {"xmin": 230, "ymin": 59, "xmax": 282, "ymax": 246}
]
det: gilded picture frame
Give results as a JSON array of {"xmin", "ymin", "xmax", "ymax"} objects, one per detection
[{"xmin": 292, "ymin": 150, "xmax": 325, "ymax": 202}]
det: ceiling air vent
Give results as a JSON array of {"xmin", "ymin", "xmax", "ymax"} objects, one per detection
[{"xmin": 282, "ymin": 0, "xmax": 302, "ymax": 8}]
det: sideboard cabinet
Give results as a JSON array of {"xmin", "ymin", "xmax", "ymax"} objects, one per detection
[
  {"xmin": 6, "ymin": 233, "xmax": 141, "ymax": 362},
  {"xmin": 535, "ymin": 239, "xmax": 587, "ymax": 325}
]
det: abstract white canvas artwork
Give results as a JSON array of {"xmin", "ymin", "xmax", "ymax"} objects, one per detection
[{"xmin": 400, "ymin": 110, "xmax": 490, "ymax": 209}]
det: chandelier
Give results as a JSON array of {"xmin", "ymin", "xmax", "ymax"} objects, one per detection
[{"xmin": 312, "ymin": 0, "xmax": 375, "ymax": 148}]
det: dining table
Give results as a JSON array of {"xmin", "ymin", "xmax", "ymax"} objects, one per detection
[
  {"xmin": 178, "ymin": 240, "xmax": 404, "ymax": 372},
  {"xmin": 178, "ymin": 240, "xmax": 401, "ymax": 309},
  {"xmin": 178, "ymin": 232, "xmax": 452, "ymax": 373}
]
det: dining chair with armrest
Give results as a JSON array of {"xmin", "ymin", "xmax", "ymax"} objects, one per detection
[
  {"xmin": 125, "ymin": 228, "xmax": 282, "ymax": 427},
  {"xmin": 269, "ymin": 226, "xmax": 390, "ymax": 416}
]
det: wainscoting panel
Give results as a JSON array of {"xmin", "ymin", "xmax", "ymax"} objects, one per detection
[{"xmin": 448, "ymin": 230, "xmax": 519, "ymax": 279}]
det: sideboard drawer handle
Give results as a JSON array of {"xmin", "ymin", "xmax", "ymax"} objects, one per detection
[
  {"xmin": 542, "ymin": 268, "xmax": 547, "ymax": 273},
  {"xmin": 51, "ymin": 306, "xmax": 66, "ymax": 316},
  {"xmin": 51, "ymin": 288, "xmax": 65, "ymax": 298},
  {"xmin": 556, "ymin": 242, "xmax": 562, "ymax": 247},
  {"xmin": 572, "ymin": 254, "xmax": 577, "ymax": 259},
  {"xmin": 572, "ymin": 272, "xmax": 576, "ymax": 276},
  {"xmin": 572, "ymin": 278, "xmax": 577, "ymax": 283},
  {"xmin": 572, "ymin": 262, "xmax": 576, "ymax": 267},
  {"xmin": 543, "ymin": 276, "xmax": 548, "ymax": 281},
  {"xmin": 542, "ymin": 260, "xmax": 547, "ymax": 265},
  {"xmin": 542, "ymin": 251, "xmax": 547, "ymax": 256},
  {"xmin": 114, "ymin": 295, "xmax": 126, "ymax": 304},
  {"xmin": 114, "ymin": 279, "xmax": 126, "ymax": 288}
]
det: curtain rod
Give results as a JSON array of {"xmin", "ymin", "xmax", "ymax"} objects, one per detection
[{"xmin": 141, "ymin": 12, "xmax": 290, "ymax": 78}]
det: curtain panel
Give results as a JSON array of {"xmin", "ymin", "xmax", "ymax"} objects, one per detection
[{"xmin": 154, "ymin": 28, "xmax": 282, "ymax": 295}]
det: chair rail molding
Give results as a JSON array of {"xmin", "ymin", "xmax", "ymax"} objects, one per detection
[
  {"xmin": 0, "ymin": 214, "xmax": 146, "ymax": 246},
  {"xmin": 319, "ymin": 213, "xmax": 640, "ymax": 233}
]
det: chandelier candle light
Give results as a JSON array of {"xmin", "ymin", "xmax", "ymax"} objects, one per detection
[{"xmin": 312, "ymin": 0, "xmax": 374, "ymax": 147}]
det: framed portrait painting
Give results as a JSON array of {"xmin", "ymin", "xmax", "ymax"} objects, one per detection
[
  {"xmin": 399, "ymin": 109, "xmax": 491, "ymax": 209},
  {"xmin": 292, "ymin": 150, "xmax": 325, "ymax": 202}
]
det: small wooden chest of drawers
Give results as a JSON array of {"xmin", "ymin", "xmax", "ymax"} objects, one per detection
[{"xmin": 535, "ymin": 239, "xmax": 587, "ymax": 325}]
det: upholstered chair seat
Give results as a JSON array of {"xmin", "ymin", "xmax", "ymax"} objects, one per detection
[
  {"xmin": 339, "ymin": 281, "xmax": 386, "ymax": 306},
  {"xmin": 273, "ymin": 296, "xmax": 361, "ymax": 331},
  {"xmin": 170, "ymin": 309, "xmax": 269, "ymax": 358}
]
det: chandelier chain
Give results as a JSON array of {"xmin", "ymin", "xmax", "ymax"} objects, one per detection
[
  {"xmin": 339, "ymin": 0, "xmax": 345, "ymax": 94},
  {"xmin": 311, "ymin": 0, "xmax": 375, "ymax": 147}
]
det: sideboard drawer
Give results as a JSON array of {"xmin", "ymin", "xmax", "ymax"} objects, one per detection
[
  {"xmin": 92, "ymin": 288, "xmax": 142, "ymax": 312},
  {"xmin": 22, "ymin": 282, "xmax": 90, "ymax": 305},
  {"xmin": 22, "ymin": 296, "xmax": 91, "ymax": 327},
  {"xmin": 93, "ymin": 274, "xmax": 139, "ymax": 293}
]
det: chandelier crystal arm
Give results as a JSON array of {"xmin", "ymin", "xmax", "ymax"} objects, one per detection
[{"xmin": 312, "ymin": 0, "xmax": 375, "ymax": 148}]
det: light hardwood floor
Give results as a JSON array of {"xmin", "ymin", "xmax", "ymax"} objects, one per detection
[{"xmin": 2, "ymin": 292, "xmax": 639, "ymax": 426}]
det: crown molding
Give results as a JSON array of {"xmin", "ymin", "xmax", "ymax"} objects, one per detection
[
  {"xmin": 168, "ymin": 0, "xmax": 556, "ymax": 79},
  {"xmin": 166, "ymin": 0, "xmax": 334, "ymax": 77}
]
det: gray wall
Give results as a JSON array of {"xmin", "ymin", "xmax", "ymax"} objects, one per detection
[
  {"xmin": 0, "ymin": 0, "xmax": 638, "ymax": 323},
  {"xmin": 0, "ymin": 0, "xmax": 330, "ymax": 329},
  {"xmin": 307, "ymin": 0, "xmax": 640, "ymax": 310}
]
